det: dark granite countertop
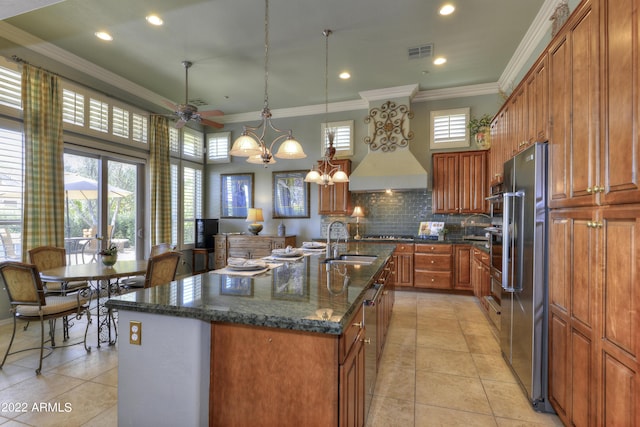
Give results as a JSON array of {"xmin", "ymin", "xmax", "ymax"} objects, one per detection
[{"xmin": 106, "ymin": 243, "xmax": 395, "ymax": 336}]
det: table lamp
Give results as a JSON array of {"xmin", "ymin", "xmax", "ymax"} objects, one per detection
[
  {"xmin": 351, "ymin": 206, "xmax": 364, "ymax": 240},
  {"xmin": 246, "ymin": 208, "xmax": 264, "ymax": 235}
]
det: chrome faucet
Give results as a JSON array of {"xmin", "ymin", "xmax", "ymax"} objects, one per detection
[{"xmin": 326, "ymin": 220, "xmax": 346, "ymax": 258}]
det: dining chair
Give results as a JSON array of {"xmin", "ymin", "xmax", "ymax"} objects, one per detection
[
  {"xmin": 121, "ymin": 243, "xmax": 177, "ymax": 289},
  {"xmin": 143, "ymin": 251, "xmax": 182, "ymax": 288},
  {"xmin": 0, "ymin": 261, "xmax": 92, "ymax": 374},
  {"xmin": 29, "ymin": 246, "xmax": 89, "ymax": 295}
]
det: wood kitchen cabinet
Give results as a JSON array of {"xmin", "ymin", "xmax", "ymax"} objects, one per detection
[
  {"xmin": 432, "ymin": 150, "xmax": 488, "ymax": 214},
  {"xmin": 413, "ymin": 243, "xmax": 452, "ymax": 289},
  {"xmin": 549, "ymin": 205, "xmax": 640, "ymax": 427},
  {"xmin": 471, "ymin": 247, "xmax": 491, "ymax": 310},
  {"xmin": 391, "ymin": 243, "xmax": 414, "ymax": 288},
  {"xmin": 213, "ymin": 234, "xmax": 297, "ymax": 269},
  {"xmin": 526, "ymin": 54, "xmax": 549, "ymax": 145},
  {"xmin": 318, "ymin": 159, "xmax": 352, "ymax": 215},
  {"xmin": 548, "ymin": 0, "xmax": 599, "ymax": 209},
  {"xmin": 453, "ymin": 244, "xmax": 473, "ymax": 290}
]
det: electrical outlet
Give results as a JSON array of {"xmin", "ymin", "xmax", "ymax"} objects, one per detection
[{"xmin": 129, "ymin": 321, "xmax": 142, "ymax": 345}]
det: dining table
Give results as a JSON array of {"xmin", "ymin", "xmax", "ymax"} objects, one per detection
[{"xmin": 40, "ymin": 260, "xmax": 147, "ymax": 347}]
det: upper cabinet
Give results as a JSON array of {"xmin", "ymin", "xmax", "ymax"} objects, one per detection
[
  {"xmin": 548, "ymin": 1, "xmax": 599, "ymax": 209},
  {"xmin": 318, "ymin": 159, "xmax": 352, "ymax": 215},
  {"xmin": 432, "ymin": 150, "xmax": 488, "ymax": 214}
]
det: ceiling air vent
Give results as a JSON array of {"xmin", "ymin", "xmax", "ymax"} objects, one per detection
[
  {"xmin": 188, "ymin": 98, "xmax": 208, "ymax": 107},
  {"xmin": 408, "ymin": 44, "xmax": 434, "ymax": 60}
]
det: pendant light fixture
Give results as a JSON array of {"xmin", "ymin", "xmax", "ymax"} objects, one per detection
[
  {"xmin": 229, "ymin": 0, "xmax": 306, "ymax": 165},
  {"xmin": 305, "ymin": 29, "xmax": 349, "ymax": 186}
]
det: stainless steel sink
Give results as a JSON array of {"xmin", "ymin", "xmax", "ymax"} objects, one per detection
[{"xmin": 323, "ymin": 254, "xmax": 378, "ymax": 265}]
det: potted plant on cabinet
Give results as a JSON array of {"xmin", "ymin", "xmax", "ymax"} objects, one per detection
[{"xmin": 468, "ymin": 113, "xmax": 493, "ymax": 149}]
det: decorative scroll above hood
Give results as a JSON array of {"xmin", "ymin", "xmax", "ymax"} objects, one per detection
[{"xmin": 349, "ymin": 99, "xmax": 429, "ymax": 192}]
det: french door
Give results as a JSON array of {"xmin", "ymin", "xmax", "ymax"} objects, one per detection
[{"xmin": 64, "ymin": 151, "xmax": 144, "ymax": 263}]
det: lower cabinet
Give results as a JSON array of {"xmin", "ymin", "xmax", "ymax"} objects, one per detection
[
  {"xmin": 471, "ymin": 247, "xmax": 491, "ymax": 310},
  {"xmin": 414, "ymin": 243, "xmax": 452, "ymax": 289},
  {"xmin": 453, "ymin": 244, "xmax": 473, "ymax": 290},
  {"xmin": 392, "ymin": 243, "xmax": 414, "ymax": 287},
  {"xmin": 548, "ymin": 206, "xmax": 640, "ymax": 426},
  {"xmin": 213, "ymin": 234, "xmax": 297, "ymax": 269},
  {"xmin": 210, "ymin": 303, "xmax": 366, "ymax": 427}
]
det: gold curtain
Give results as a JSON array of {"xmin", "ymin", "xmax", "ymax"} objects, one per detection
[
  {"xmin": 150, "ymin": 116, "xmax": 172, "ymax": 245},
  {"xmin": 21, "ymin": 64, "xmax": 65, "ymax": 258}
]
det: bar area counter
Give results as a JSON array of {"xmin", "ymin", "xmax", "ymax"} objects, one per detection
[{"xmin": 107, "ymin": 243, "xmax": 395, "ymax": 427}]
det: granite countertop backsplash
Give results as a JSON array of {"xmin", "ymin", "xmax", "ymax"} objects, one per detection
[{"xmin": 107, "ymin": 243, "xmax": 395, "ymax": 336}]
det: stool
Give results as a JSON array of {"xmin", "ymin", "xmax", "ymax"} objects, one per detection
[{"xmin": 192, "ymin": 248, "xmax": 214, "ymax": 274}]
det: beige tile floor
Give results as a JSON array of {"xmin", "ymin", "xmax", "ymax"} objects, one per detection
[{"xmin": 0, "ymin": 291, "xmax": 564, "ymax": 426}]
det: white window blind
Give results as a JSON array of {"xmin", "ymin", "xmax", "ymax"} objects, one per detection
[
  {"xmin": 321, "ymin": 120, "xmax": 353, "ymax": 156},
  {"xmin": 169, "ymin": 127, "xmax": 180, "ymax": 154},
  {"xmin": 207, "ymin": 132, "xmax": 230, "ymax": 163},
  {"xmin": 89, "ymin": 98, "xmax": 109, "ymax": 133},
  {"xmin": 132, "ymin": 113, "xmax": 148, "ymax": 143},
  {"xmin": 62, "ymin": 89, "xmax": 84, "ymax": 126},
  {"xmin": 0, "ymin": 126, "xmax": 23, "ymax": 259},
  {"xmin": 170, "ymin": 162, "xmax": 178, "ymax": 247},
  {"xmin": 0, "ymin": 66, "xmax": 21, "ymax": 110},
  {"xmin": 182, "ymin": 165, "xmax": 202, "ymax": 245},
  {"xmin": 183, "ymin": 128, "xmax": 203, "ymax": 159},
  {"xmin": 430, "ymin": 108, "xmax": 470, "ymax": 149},
  {"xmin": 112, "ymin": 106, "xmax": 130, "ymax": 138}
]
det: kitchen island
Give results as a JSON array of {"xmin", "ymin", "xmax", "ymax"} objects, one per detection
[{"xmin": 107, "ymin": 243, "xmax": 394, "ymax": 427}]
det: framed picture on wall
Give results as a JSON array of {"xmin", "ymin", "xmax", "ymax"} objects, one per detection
[
  {"xmin": 221, "ymin": 173, "xmax": 254, "ymax": 218},
  {"xmin": 272, "ymin": 170, "xmax": 310, "ymax": 218}
]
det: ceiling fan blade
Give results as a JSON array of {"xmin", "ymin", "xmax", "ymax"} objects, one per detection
[
  {"xmin": 201, "ymin": 118, "xmax": 224, "ymax": 129},
  {"xmin": 163, "ymin": 100, "xmax": 178, "ymax": 112},
  {"xmin": 198, "ymin": 109, "xmax": 224, "ymax": 117}
]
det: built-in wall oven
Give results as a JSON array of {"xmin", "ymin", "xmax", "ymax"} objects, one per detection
[{"xmin": 485, "ymin": 185, "xmax": 504, "ymax": 328}]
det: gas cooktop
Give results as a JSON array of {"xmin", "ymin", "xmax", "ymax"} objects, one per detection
[{"xmin": 361, "ymin": 235, "xmax": 415, "ymax": 241}]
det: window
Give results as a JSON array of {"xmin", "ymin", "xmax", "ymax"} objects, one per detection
[
  {"xmin": 89, "ymin": 98, "xmax": 109, "ymax": 133},
  {"xmin": 321, "ymin": 120, "xmax": 353, "ymax": 156},
  {"xmin": 132, "ymin": 113, "xmax": 148, "ymax": 143},
  {"xmin": 0, "ymin": 66, "xmax": 21, "ymax": 111},
  {"xmin": 430, "ymin": 107, "xmax": 470, "ymax": 149},
  {"xmin": 62, "ymin": 89, "xmax": 85, "ymax": 126},
  {"xmin": 0, "ymin": 123, "xmax": 23, "ymax": 260},
  {"xmin": 182, "ymin": 164, "xmax": 202, "ymax": 246},
  {"xmin": 112, "ymin": 106, "xmax": 130, "ymax": 138},
  {"xmin": 182, "ymin": 128, "xmax": 204, "ymax": 160},
  {"xmin": 207, "ymin": 132, "xmax": 230, "ymax": 163}
]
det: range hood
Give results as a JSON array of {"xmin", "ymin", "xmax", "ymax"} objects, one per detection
[
  {"xmin": 349, "ymin": 147, "xmax": 429, "ymax": 192},
  {"xmin": 349, "ymin": 86, "xmax": 428, "ymax": 192}
]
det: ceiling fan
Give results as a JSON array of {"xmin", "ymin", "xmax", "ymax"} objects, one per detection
[{"xmin": 163, "ymin": 60, "xmax": 224, "ymax": 129}]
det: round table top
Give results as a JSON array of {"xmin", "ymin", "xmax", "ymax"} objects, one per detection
[{"xmin": 40, "ymin": 260, "xmax": 147, "ymax": 282}]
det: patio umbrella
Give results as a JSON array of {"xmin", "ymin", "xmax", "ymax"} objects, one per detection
[{"xmin": 64, "ymin": 173, "xmax": 133, "ymax": 238}]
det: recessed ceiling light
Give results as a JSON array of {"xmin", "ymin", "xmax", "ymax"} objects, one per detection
[
  {"xmin": 339, "ymin": 71, "xmax": 351, "ymax": 80},
  {"xmin": 433, "ymin": 57, "xmax": 447, "ymax": 65},
  {"xmin": 95, "ymin": 31, "xmax": 113, "ymax": 41},
  {"xmin": 146, "ymin": 15, "xmax": 164, "ymax": 26},
  {"xmin": 439, "ymin": 4, "xmax": 455, "ymax": 15}
]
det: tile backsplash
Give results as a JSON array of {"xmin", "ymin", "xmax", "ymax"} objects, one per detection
[{"xmin": 321, "ymin": 190, "xmax": 489, "ymax": 240}]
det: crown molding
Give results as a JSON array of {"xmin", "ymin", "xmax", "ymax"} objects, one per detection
[
  {"xmin": 413, "ymin": 82, "xmax": 500, "ymax": 102},
  {"xmin": 359, "ymin": 84, "xmax": 419, "ymax": 102},
  {"xmin": 220, "ymin": 99, "xmax": 367, "ymax": 124},
  {"xmin": 498, "ymin": 0, "xmax": 557, "ymax": 92}
]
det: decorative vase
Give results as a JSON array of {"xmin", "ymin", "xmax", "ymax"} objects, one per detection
[
  {"xmin": 101, "ymin": 253, "xmax": 118, "ymax": 266},
  {"xmin": 474, "ymin": 126, "xmax": 491, "ymax": 150},
  {"xmin": 278, "ymin": 221, "xmax": 286, "ymax": 237}
]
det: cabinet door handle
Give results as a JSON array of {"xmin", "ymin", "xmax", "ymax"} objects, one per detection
[
  {"xmin": 362, "ymin": 338, "xmax": 371, "ymax": 344},
  {"xmin": 353, "ymin": 322, "xmax": 363, "ymax": 328}
]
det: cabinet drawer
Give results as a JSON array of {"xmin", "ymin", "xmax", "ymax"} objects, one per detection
[
  {"xmin": 414, "ymin": 271, "xmax": 452, "ymax": 289},
  {"xmin": 415, "ymin": 243, "xmax": 451, "ymax": 254},
  {"xmin": 414, "ymin": 253, "xmax": 451, "ymax": 271},
  {"xmin": 339, "ymin": 304, "xmax": 364, "ymax": 364},
  {"xmin": 228, "ymin": 248, "xmax": 251, "ymax": 259},
  {"xmin": 473, "ymin": 248, "xmax": 490, "ymax": 266},
  {"xmin": 393, "ymin": 243, "xmax": 414, "ymax": 254}
]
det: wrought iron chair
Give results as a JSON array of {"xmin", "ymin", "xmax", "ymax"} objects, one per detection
[
  {"xmin": 143, "ymin": 251, "xmax": 182, "ymax": 288},
  {"xmin": 121, "ymin": 244, "xmax": 177, "ymax": 289},
  {"xmin": 0, "ymin": 261, "xmax": 92, "ymax": 374},
  {"xmin": 29, "ymin": 246, "xmax": 88, "ymax": 295}
]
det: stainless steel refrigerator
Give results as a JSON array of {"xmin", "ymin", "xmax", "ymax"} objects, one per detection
[{"xmin": 501, "ymin": 142, "xmax": 554, "ymax": 413}]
